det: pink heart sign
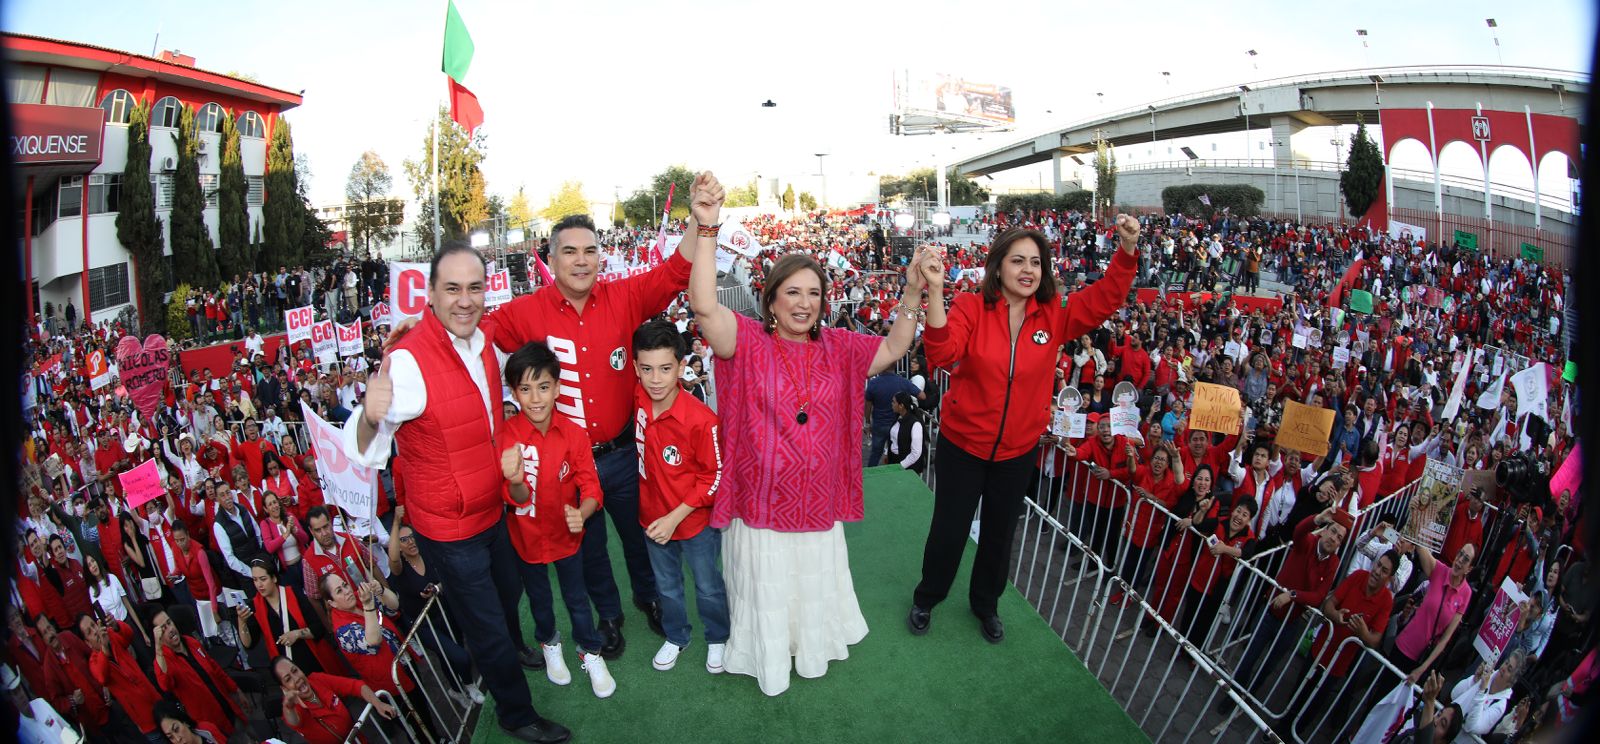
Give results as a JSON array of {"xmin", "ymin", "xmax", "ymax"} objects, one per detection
[{"xmin": 115, "ymin": 334, "xmax": 170, "ymax": 422}]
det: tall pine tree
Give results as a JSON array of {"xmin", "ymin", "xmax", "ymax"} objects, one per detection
[
  {"xmin": 114, "ymin": 98, "xmax": 167, "ymax": 325},
  {"xmin": 169, "ymin": 104, "xmax": 220, "ymax": 287},
  {"xmin": 402, "ymin": 107, "xmax": 488, "ymax": 247},
  {"xmin": 1340, "ymin": 115, "xmax": 1384, "ymax": 219},
  {"xmin": 216, "ymin": 109, "xmax": 251, "ymax": 279},
  {"xmin": 262, "ymin": 118, "xmax": 303, "ymax": 269}
]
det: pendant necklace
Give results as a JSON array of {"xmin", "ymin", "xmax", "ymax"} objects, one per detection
[{"xmin": 774, "ymin": 336, "xmax": 814, "ymax": 425}]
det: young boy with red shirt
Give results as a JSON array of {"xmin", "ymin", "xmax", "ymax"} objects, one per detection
[
  {"xmin": 630, "ymin": 320, "xmax": 729, "ymax": 675},
  {"xmin": 498, "ymin": 343, "xmax": 616, "ymax": 699}
]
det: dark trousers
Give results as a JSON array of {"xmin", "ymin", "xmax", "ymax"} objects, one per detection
[
  {"xmin": 1234, "ymin": 611, "xmax": 1304, "ymax": 694},
  {"xmin": 579, "ymin": 447, "xmax": 658, "ymax": 619},
  {"xmin": 913, "ymin": 436, "xmax": 1036, "ymax": 618},
  {"xmin": 414, "ymin": 517, "xmax": 540, "ymax": 730},
  {"xmin": 1182, "ymin": 586, "xmax": 1225, "ymax": 649},
  {"xmin": 867, "ymin": 425, "xmax": 892, "ymax": 467},
  {"xmin": 520, "ymin": 552, "xmax": 603, "ymax": 654}
]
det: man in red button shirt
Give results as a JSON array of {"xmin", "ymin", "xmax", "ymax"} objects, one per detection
[
  {"xmin": 489, "ymin": 206, "xmax": 709, "ymax": 646},
  {"xmin": 631, "ymin": 320, "xmax": 729, "ymax": 674}
]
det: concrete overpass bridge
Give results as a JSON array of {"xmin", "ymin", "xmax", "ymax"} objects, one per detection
[{"xmin": 955, "ymin": 64, "xmax": 1586, "ymax": 198}]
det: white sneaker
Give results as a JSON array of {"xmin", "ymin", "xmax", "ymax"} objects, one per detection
[
  {"xmin": 464, "ymin": 682, "xmax": 485, "ymax": 704},
  {"xmin": 581, "ymin": 652, "xmax": 616, "ymax": 698},
  {"xmin": 706, "ymin": 643, "xmax": 726, "ymax": 674},
  {"xmin": 652, "ymin": 641, "xmax": 682, "ymax": 671},
  {"xmin": 542, "ymin": 642, "xmax": 571, "ymax": 686}
]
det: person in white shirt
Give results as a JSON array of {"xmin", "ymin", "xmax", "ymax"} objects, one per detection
[
  {"xmin": 260, "ymin": 408, "xmax": 288, "ymax": 446},
  {"xmin": 162, "ymin": 433, "xmax": 208, "ymax": 490},
  {"xmin": 1451, "ymin": 649, "xmax": 1524, "ymax": 736},
  {"xmin": 244, "ymin": 330, "xmax": 265, "ymax": 358}
]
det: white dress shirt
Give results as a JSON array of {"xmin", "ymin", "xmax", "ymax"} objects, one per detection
[
  {"xmin": 342, "ymin": 325, "xmax": 506, "ymax": 469},
  {"xmin": 212, "ymin": 504, "xmax": 258, "ymax": 579}
]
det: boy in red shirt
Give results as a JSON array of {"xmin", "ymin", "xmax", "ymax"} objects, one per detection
[
  {"xmin": 499, "ymin": 342, "xmax": 616, "ymax": 699},
  {"xmin": 630, "ymin": 320, "xmax": 729, "ymax": 674}
]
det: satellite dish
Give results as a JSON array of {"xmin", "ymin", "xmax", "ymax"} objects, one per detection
[{"xmin": 1056, "ymin": 386, "xmax": 1083, "ymax": 413}]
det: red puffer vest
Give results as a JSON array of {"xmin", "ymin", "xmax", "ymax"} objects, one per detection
[{"xmin": 392, "ymin": 310, "xmax": 505, "ymax": 541}]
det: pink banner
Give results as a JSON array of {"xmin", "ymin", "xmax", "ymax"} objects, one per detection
[
  {"xmin": 118, "ymin": 459, "xmax": 165, "ymax": 509},
  {"xmin": 1550, "ymin": 443, "xmax": 1582, "ymax": 500}
]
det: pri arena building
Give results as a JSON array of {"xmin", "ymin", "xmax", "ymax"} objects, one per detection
[{"xmin": 5, "ymin": 33, "xmax": 302, "ymax": 324}]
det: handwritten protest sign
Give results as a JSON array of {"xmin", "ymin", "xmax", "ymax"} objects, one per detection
[
  {"xmin": 118, "ymin": 459, "xmax": 165, "ymax": 509},
  {"xmin": 1189, "ymin": 383, "xmax": 1243, "ymax": 434},
  {"xmin": 1277, "ymin": 400, "xmax": 1335, "ymax": 456},
  {"xmin": 115, "ymin": 335, "xmax": 170, "ymax": 421},
  {"xmin": 1332, "ymin": 346, "xmax": 1352, "ymax": 369},
  {"xmin": 1401, "ymin": 459, "xmax": 1464, "ymax": 553}
]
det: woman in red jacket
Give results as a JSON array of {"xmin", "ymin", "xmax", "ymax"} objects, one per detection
[
  {"xmin": 1114, "ymin": 441, "xmax": 1187, "ymax": 605},
  {"xmin": 909, "ymin": 216, "xmax": 1140, "ymax": 643}
]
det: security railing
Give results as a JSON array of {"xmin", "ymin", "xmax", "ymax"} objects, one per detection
[
  {"xmin": 341, "ymin": 689, "xmax": 405, "ymax": 744},
  {"xmin": 381, "ymin": 592, "xmax": 484, "ymax": 743}
]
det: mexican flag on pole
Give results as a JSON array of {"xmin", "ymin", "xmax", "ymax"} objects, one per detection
[{"xmin": 443, "ymin": 0, "xmax": 483, "ymax": 134}]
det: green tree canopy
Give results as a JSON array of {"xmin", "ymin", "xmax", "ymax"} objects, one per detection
[
  {"xmin": 781, "ymin": 184, "xmax": 796, "ymax": 211},
  {"xmin": 169, "ymin": 103, "xmax": 219, "ymax": 287},
  {"xmin": 261, "ymin": 117, "xmax": 304, "ymax": 270},
  {"xmin": 403, "ymin": 107, "xmax": 489, "ymax": 248},
  {"xmin": 216, "ymin": 109, "xmax": 252, "ymax": 278},
  {"xmin": 1341, "ymin": 116, "xmax": 1383, "ymax": 219},
  {"xmin": 346, "ymin": 151, "xmax": 399, "ymax": 256},
  {"xmin": 508, "ymin": 187, "xmax": 534, "ymax": 227},
  {"xmin": 1093, "ymin": 137, "xmax": 1117, "ymax": 210},
  {"xmin": 116, "ymin": 97, "xmax": 167, "ymax": 325},
  {"xmin": 798, "ymin": 192, "xmax": 818, "ymax": 211},
  {"xmin": 542, "ymin": 181, "xmax": 589, "ymax": 221},
  {"xmin": 622, "ymin": 165, "xmax": 696, "ymax": 225},
  {"xmin": 725, "ymin": 179, "xmax": 759, "ymax": 208},
  {"xmin": 880, "ymin": 168, "xmax": 990, "ymax": 206}
]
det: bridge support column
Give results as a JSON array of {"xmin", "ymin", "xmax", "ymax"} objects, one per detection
[
  {"xmin": 1268, "ymin": 116, "xmax": 1305, "ymax": 167},
  {"xmin": 1052, "ymin": 151, "xmax": 1067, "ymax": 196}
]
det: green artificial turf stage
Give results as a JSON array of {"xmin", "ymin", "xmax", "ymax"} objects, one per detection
[{"xmin": 468, "ymin": 467, "xmax": 1146, "ymax": 743}]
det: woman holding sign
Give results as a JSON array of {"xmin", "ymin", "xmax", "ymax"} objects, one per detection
[{"xmin": 908, "ymin": 217, "xmax": 1141, "ymax": 644}]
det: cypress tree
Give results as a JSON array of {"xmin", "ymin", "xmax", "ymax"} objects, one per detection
[
  {"xmin": 115, "ymin": 98, "xmax": 168, "ymax": 326},
  {"xmin": 169, "ymin": 104, "xmax": 220, "ymax": 287},
  {"xmin": 1341, "ymin": 115, "xmax": 1384, "ymax": 219},
  {"xmin": 216, "ymin": 109, "xmax": 251, "ymax": 278},
  {"xmin": 262, "ymin": 118, "xmax": 303, "ymax": 269}
]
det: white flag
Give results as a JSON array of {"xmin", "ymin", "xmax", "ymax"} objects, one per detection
[
  {"xmin": 1511, "ymin": 363, "xmax": 1549, "ymax": 423},
  {"xmin": 1442, "ymin": 349, "xmax": 1479, "ymax": 421},
  {"xmin": 300, "ymin": 402, "xmax": 378, "ymax": 521},
  {"xmin": 1477, "ymin": 373, "xmax": 1506, "ymax": 410}
]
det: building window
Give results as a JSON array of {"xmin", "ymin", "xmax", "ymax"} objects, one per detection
[
  {"xmin": 152, "ymin": 96, "xmax": 183, "ymax": 129},
  {"xmin": 199, "ymin": 174, "xmax": 219, "ymax": 208},
  {"xmin": 197, "ymin": 103, "xmax": 225, "ymax": 134},
  {"xmin": 239, "ymin": 111, "xmax": 265, "ymax": 138},
  {"xmin": 88, "ymin": 263, "xmax": 131, "ymax": 310},
  {"xmin": 151, "ymin": 174, "xmax": 174, "ymax": 210},
  {"xmin": 247, "ymin": 175, "xmax": 264, "ymax": 206},
  {"xmin": 88, "ymin": 174, "xmax": 123, "ymax": 214},
  {"xmin": 6, "ymin": 65, "xmax": 46, "ymax": 104},
  {"xmin": 58, "ymin": 176, "xmax": 83, "ymax": 219},
  {"xmin": 100, "ymin": 90, "xmax": 135, "ymax": 125}
]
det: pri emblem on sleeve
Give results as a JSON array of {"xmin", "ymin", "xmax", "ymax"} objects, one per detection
[
  {"xmin": 1032, "ymin": 330, "xmax": 1050, "ymax": 345},
  {"xmin": 609, "ymin": 347, "xmax": 627, "ymax": 371},
  {"xmin": 661, "ymin": 445, "xmax": 682, "ymax": 467}
]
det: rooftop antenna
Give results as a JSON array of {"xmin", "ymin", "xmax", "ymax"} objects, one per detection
[{"xmin": 150, "ymin": 24, "xmax": 162, "ymax": 56}]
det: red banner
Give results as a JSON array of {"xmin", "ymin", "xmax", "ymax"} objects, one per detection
[{"xmin": 10, "ymin": 104, "xmax": 104, "ymax": 166}]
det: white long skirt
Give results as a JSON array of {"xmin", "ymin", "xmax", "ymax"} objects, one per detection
[{"xmin": 722, "ymin": 519, "xmax": 869, "ymax": 696}]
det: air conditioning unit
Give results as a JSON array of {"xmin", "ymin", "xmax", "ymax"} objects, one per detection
[{"xmin": 161, "ymin": 156, "xmax": 178, "ymax": 171}]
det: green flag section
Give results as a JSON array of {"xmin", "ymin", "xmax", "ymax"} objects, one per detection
[
  {"xmin": 1521, "ymin": 242, "xmax": 1544, "ymax": 262},
  {"xmin": 1454, "ymin": 229, "xmax": 1477, "ymax": 251},
  {"xmin": 1564, "ymin": 361, "xmax": 1578, "ymax": 383},
  {"xmin": 442, "ymin": 0, "xmax": 475, "ymax": 82},
  {"xmin": 1349, "ymin": 289, "xmax": 1374, "ymax": 314}
]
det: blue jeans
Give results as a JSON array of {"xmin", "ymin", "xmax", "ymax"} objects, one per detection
[
  {"xmin": 581, "ymin": 447, "xmax": 658, "ymax": 617},
  {"xmin": 413, "ymin": 518, "xmax": 541, "ymax": 729},
  {"xmin": 867, "ymin": 425, "xmax": 892, "ymax": 467},
  {"xmin": 520, "ymin": 552, "xmax": 603, "ymax": 654},
  {"xmin": 645, "ymin": 527, "xmax": 730, "ymax": 648}
]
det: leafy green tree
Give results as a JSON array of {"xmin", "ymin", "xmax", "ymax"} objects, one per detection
[
  {"xmin": 403, "ymin": 107, "xmax": 489, "ymax": 247},
  {"xmin": 798, "ymin": 192, "xmax": 818, "ymax": 211},
  {"xmin": 622, "ymin": 165, "xmax": 696, "ymax": 225},
  {"xmin": 345, "ymin": 151, "xmax": 398, "ymax": 255},
  {"xmin": 169, "ymin": 104, "xmax": 219, "ymax": 287},
  {"xmin": 782, "ymin": 184, "xmax": 796, "ymax": 211},
  {"xmin": 216, "ymin": 109, "xmax": 251, "ymax": 278},
  {"xmin": 542, "ymin": 181, "xmax": 590, "ymax": 220},
  {"xmin": 1340, "ymin": 115, "xmax": 1383, "ymax": 219},
  {"xmin": 262, "ymin": 117, "xmax": 304, "ymax": 269},
  {"xmin": 115, "ymin": 97, "xmax": 167, "ymax": 326},
  {"xmin": 508, "ymin": 187, "xmax": 534, "ymax": 227},
  {"xmin": 726, "ymin": 179, "xmax": 760, "ymax": 208},
  {"xmin": 612, "ymin": 201, "xmax": 625, "ymax": 229},
  {"xmin": 165, "ymin": 284, "xmax": 193, "ymax": 341},
  {"xmin": 880, "ymin": 168, "xmax": 990, "ymax": 206},
  {"xmin": 1093, "ymin": 137, "xmax": 1117, "ymax": 210}
]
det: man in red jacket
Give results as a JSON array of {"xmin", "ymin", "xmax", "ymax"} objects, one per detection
[
  {"xmin": 84, "ymin": 614, "xmax": 164, "ymax": 739},
  {"xmin": 345, "ymin": 242, "xmax": 570, "ymax": 744},
  {"xmin": 1439, "ymin": 487, "xmax": 1488, "ymax": 565}
]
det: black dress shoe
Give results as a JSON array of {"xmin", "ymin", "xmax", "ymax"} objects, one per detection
[
  {"xmin": 907, "ymin": 605, "xmax": 931, "ymax": 636},
  {"xmin": 517, "ymin": 645, "xmax": 546, "ymax": 670},
  {"xmin": 598, "ymin": 619, "xmax": 626, "ymax": 660},
  {"xmin": 501, "ymin": 718, "xmax": 572, "ymax": 744},
  {"xmin": 638, "ymin": 600, "xmax": 666, "ymax": 638},
  {"xmin": 976, "ymin": 613, "xmax": 1004, "ymax": 644}
]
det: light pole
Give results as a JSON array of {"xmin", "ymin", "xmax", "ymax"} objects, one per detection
[
  {"xmin": 1356, "ymin": 29, "xmax": 1369, "ymax": 66},
  {"xmin": 1148, "ymin": 105, "xmax": 1158, "ymax": 161},
  {"xmin": 815, "ymin": 153, "xmax": 829, "ymax": 208},
  {"xmin": 1331, "ymin": 135, "xmax": 1346, "ymax": 222},
  {"xmin": 1486, "ymin": 19, "xmax": 1503, "ymax": 64}
]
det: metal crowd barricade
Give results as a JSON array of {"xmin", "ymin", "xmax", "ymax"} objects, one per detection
[
  {"xmin": 387, "ymin": 593, "xmax": 483, "ymax": 743},
  {"xmin": 1005, "ymin": 458, "xmax": 1422, "ymax": 743},
  {"xmin": 343, "ymin": 689, "xmax": 407, "ymax": 744}
]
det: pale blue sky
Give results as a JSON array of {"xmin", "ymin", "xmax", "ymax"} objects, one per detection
[{"xmin": 7, "ymin": 0, "xmax": 1593, "ymax": 210}]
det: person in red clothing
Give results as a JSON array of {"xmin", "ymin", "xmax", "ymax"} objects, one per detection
[
  {"xmin": 79, "ymin": 613, "xmax": 161, "ymax": 738},
  {"xmin": 1114, "ymin": 332, "xmax": 1153, "ymax": 390},
  {"xmin": 1113, "ymin": 440, "xmax": 1187, "ymax": 604},
  {"xmin": 630, "ymin": 320, "xmax": 729, "ymax": 674},
  {"xmin": 227, "ymin": 418, "xmax": 278, "ymax": 485},
  {"xmin": 274, "ymin": 656, "xmax": 398, "ymax": 744},
  {"xmin": 911, "ymin": 216, "xmax": 1140, "ymax": 643},
  {"xmin": 322, "ymin": 572, "xmax": 440, "ymax": 738},
  {"xmin": 151, "ymin": 606, "xmax": 249, "ymax": 737},
  {"xmin": 88, "ymin": 497, "xmax": 126, "ymax": 582},
  {"xmin": 1290, "ymin": 555, "xmax": 1397, "ymax": 725},
  {"xmin": 498, "ymin": 343, "xmax": 616, "ymax": 698},
  {"xmin": 1229, "ymin": 508, "xmax": 1353, "ymax": 703},
  {"xmin": 1182, "ymin": 497, "xmax": 1258, "ymax": 646},
  {"xmin": 43, "ymin": 535, "xmax": 93, "ymax": 622},
  {"xmin": 154, "ymin": 701, "xmax": 229, "ymax": 744},
  {"xmin": 18, "ymin": 531, "xmax": 71, "ymax": 629},
  {"xmin": 1439, "ymin": 487, "xmax": 1488, "ymax": 565}
]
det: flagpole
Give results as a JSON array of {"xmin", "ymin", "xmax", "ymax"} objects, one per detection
[{"xmin": 432, "ymin": 104, "xmax": 441, "ymax": 252}]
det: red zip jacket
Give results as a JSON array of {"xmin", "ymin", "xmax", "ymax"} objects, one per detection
[{"xmin": 926, "ymin": 248, "xmax": 1136, "ymax": 462}]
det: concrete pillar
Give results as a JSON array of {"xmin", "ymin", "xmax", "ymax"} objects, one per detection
[
  {"xmin": 1267, "ymin": 116, "xmax": 1305, "ymax": 168},
  {"xmin": 1052, "ymin": 151, "xmax": 1066, "ymax": 196}
]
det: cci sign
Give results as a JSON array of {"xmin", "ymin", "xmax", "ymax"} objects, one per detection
[{"xmin": 10, "ymin": 104, "xmax": 104, "ymax": 166}]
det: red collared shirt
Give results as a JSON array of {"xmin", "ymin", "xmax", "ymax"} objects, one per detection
[
  {"xmin": 286, "ymin": 672, "xmax": 368, "ymax": 744},
  {"xmin": 634, "ymin": 386, "xmax": 723, "ymax": 541},
  {"xmin": 490, "ymin": 253, "xmax": 693, "ymax": 443},
  {"xmin": 502, "ymin": 413, "xmax": 602, "ymax": 564}
]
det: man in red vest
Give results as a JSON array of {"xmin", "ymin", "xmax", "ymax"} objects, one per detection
[{"xmin": 344, "ymin": 243, "xmax": 569, "ymax": 744}]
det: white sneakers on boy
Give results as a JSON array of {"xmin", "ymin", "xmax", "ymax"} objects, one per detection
[
  {"xmin": 652, "ymin": 641, "xmax": 682, "ymax": 671},
  {"xmin": 706, "ymin": 643, "xmax": 726, "ymax": 674},
  {"xmin": 542, "ymin": 641, "xmax": 571, "ymax": 686},
  {"xmin": 581, "ymin": 652, "xmax": 616, "ymax": 698}
]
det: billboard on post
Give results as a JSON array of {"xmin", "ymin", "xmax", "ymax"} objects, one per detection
[{"xmin": 893, "ymin": 71, "xmax": 1015, "ymax": 133}]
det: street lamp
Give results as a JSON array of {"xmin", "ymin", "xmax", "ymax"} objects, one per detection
[
  {"xmin": 1486, "ymin": 19, "xmax": 1503, "ymax": 64},
  {"xmin": 815, "ymin": 153, "xmax": 829, "ymax": 208}
]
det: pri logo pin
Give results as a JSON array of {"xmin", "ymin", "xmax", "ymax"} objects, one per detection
[
  {"xmin": 662, "ymin": 445, "xmax": 683, "ymax": 467},
  {"xmin": 610, "ymin": 347, "xmax": 627, "ymax": 371},
  {"xmin": 1032, "ymin": 330, "xmax": 1050, "ymax": 345}
]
